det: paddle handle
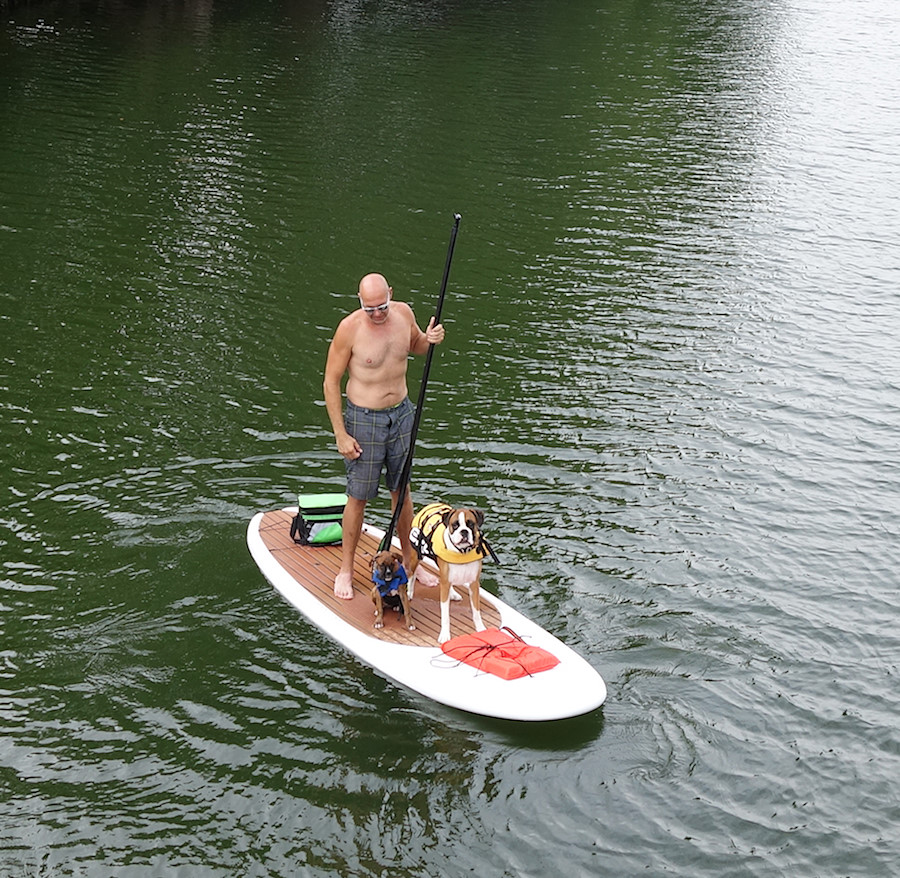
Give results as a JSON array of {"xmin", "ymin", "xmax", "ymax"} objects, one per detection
[
  {"xmin": 379, "ymin": 214, "xmax": 461, "ymax": 552},
  {"xmin": 432, "ymin": 213, "xmax": 461, "ymax": 327}
]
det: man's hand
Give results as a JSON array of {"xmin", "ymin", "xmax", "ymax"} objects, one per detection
[
  {"xmin": 425, "ymin": 317, "xmax": 445, "ymax": 345},
  {"xmin": 337, "ymin": 432, "xmax": 362, "ymax": 460}
]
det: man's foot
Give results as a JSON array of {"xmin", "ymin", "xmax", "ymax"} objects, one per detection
[
  {"xmin": 334, "ymin": 572, "xmax": 354, "ymax": 600},
  {"xmin": 414, "ymin": 566, "xmax": 439, "ymax": 588}
]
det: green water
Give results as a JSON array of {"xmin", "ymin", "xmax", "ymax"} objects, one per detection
[{"xmin": 3, "ymin": 1, "xmax": 900, "ymax": 876}]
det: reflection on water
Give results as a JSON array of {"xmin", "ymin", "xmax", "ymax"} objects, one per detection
[{"xmin": 2, "ymin": 0, "xmax": 900, "ymax": 875}]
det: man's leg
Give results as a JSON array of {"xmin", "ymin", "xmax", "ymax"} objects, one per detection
[
  {"xmin": 390, "ymin": 486, "xmax": 415, "ymax": 568},
  {"xmin": 334, "ymin": 495, "xmax": 366, "ymax": 599},
  {"xmin": 391, "ymin": 487, "xmax": 438, "ymax": 587}
]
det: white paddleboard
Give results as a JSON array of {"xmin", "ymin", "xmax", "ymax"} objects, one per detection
[{"xmin": 247, "ymin": 507, "xmax": 606, "ymax": 721}]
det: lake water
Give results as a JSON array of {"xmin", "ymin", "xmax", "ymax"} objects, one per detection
[{"xmin": 2, "ymin": 0, "xmax": 899, "ymax": 875}]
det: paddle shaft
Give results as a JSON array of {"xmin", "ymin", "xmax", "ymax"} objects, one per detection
[{"xmin": 379, "ymin": 213, "xmax": 461, "ymax": 552}]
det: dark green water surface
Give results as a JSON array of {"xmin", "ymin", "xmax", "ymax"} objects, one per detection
[{"xmin": 2, "ymin": 1, "xmax": 899, "ymax": 875}]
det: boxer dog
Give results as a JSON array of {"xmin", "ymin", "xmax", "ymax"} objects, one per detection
[
  {"xmin": 408, "ymin": 503, "xmax": 489, "ymax": 644},
  {"xmin": 370, "ymin": 550, "xmax": 415, "ymax": 631}
]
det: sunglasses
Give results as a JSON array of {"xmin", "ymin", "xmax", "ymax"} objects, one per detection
[{"xmin": 359, "ymin": 293, "xmax": 391, "ymax": 314}]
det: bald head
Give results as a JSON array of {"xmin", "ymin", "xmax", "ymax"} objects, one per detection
[{"xmin": 358, "ymin": 273, "xmax": 390, "ymax": 302}]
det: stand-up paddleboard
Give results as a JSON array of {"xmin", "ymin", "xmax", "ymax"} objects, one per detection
[{"xmin": 247, "ymin": 507, "xmax": 606, "ymax": 721}]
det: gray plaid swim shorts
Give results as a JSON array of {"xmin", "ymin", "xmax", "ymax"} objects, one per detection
[{"xmin": 344, "ymin": 397, "xmax": 415, "ymax": 500}]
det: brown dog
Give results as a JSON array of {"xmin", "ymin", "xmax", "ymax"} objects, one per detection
[
  {"xmin": 370, "ymin": 550, "xmax": 415, "ymax": 631},
  {"xmin": 407, "ymin": 503, "xmax": 489, "ymax": 644}
]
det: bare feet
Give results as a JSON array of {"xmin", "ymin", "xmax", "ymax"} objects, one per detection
[
  {"xmin": 414, "ymin": 566, "xmax": 439, "ymax": 588},
  {"xmin": 334, "ymin": 572, "xmax": 354, "ymax": 600}
]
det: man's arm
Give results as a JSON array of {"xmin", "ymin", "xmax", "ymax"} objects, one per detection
[
  {"xmin": 409, "ymin": 314, "xmax": 445, "ymax": 356},
  {"xmin": 323, "ymin": 324, "xmax": 361, "ymax": 459}
]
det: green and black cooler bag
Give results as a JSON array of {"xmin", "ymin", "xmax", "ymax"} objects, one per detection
[{"xmin": 289, "ymin": 493, "xmax": 347, "ymax": 546}]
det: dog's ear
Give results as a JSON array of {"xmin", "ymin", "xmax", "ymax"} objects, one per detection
[
  {"xmin": 471, "ymin": 509, "xmax": 485, "ymax": 528},
  {"xmin": 441, "ymin": 509, "xmax": 456, "ymax": 527},
  {"xmin": 391, "ymin": 551, "xmax": 403, "ymax": 564}
]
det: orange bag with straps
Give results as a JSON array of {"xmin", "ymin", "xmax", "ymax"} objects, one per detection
[{"xmin": 441, "ymin": 627, "xmax": 560, "ymax": 680}]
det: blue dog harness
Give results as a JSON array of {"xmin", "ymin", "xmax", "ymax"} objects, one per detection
[{"xmin": 373, "ymin": 564, "xmax": 408, "ymax": 598}]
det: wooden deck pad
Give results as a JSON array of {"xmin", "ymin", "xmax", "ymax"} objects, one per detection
[{"xmin": 257, "ymin": 509, "xmax": 500, "ymax": 646}]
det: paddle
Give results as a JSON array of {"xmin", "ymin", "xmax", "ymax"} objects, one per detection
[{"xmin": 378, "ymin": 213, "xmax": 461, "ymax": 553}]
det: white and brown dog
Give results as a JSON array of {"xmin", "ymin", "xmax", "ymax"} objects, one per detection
[
  {"xmin": 408, "ymin": 503, "xmax": 489, "ymax": 644},
  {"xmin": 371, "ymin": 550, "xmax": 415, "ymax": 631}
]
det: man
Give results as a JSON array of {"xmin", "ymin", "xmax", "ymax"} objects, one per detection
[{"xmin": 324, "ymin": 272, "xmax": 445, "ymax": 599}]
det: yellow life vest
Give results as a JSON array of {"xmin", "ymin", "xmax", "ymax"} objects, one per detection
[{"xmin": 411, "ymin": 502, "xmax": 488, "ymax": 564}]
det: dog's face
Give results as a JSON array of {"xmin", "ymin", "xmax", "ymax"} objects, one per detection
[
  {"xmin": 441, "ymin": 508, "xmax": 484, "ymax": 554},
  {"xmin": 372, "ymin": 551, "xmax": 402, "ymax": 584}
]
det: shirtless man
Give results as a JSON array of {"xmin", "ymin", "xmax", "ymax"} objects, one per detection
[{"xmin": 324, "ymin": 272, "xmax": 445, "ymax": 599}]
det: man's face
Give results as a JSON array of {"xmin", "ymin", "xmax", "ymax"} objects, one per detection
[{"xmin": 358, "ymin": 288, "xmax": 391, "ymax": 324}]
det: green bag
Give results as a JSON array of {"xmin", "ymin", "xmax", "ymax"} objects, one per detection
[{"xmin": 290, "ymin": 493, "xmax": 347, "ymax": 546}]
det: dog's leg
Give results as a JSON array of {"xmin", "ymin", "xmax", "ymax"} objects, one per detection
[
  {"xmin": 372, "ymin": 589, "xmax": 385, "ymax": 629},
  {"xmin": 398, "ymin": 588, "xmax": 415, "ymax": 631},
  {"xmin": 438, "ymin": 575, "xmax": 452, "ymax": 644},
  {"xmin": 469, "ymin": 578, "xmax": 486, "ymax": 632},
  {"xmin": 438, "ymin": 599, "xmax": 452, "ymax": 644},
  {"xmin": 406, "ymin": 558, "xmax": 418, "ymax": 600}
]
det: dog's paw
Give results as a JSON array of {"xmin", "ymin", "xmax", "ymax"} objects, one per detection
[
  {"xmin": 406, "ymin": 622, "xmax": 416, "ymax": 631},
  {"xmin": 437, "ymin": 629, "xmax": 451, "ymax": 644},
  {"xmin": 449, "ymin": 587, "xmax": 462, "ymax": 602},
  {"xmin": 374, "ymin": 620, "xmax": 384, "ymax": 629}
]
